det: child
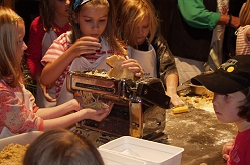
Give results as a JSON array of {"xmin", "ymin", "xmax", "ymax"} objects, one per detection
[
  {"xmin": 235, "ymin": 0, "xmax": 250, "ymax": 55},
  {"xmin": 23, "ymin": 128, "xmax": 105, "ymax": 165},
  {"xmin": 191, "ymin": 55, "xmax": 250, "ymax": 165},
  {"xmin": 26, "ymin": 0, "xmax": 70, "ymax": 108},
  {"xmin": 0, "ymin": 6, "xmax": 112, "ymax": 139},
  {"xmin": 40, "ymin": 0, "xmax": 143, "ymax": 105},
  {"xmin": 115, "ymin": 0, "xmax": 184, "ymax": 107}
]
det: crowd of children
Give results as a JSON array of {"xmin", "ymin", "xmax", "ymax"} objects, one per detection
[{"xmin": 0, "ymin": 0, "xmax": 250, "ymax": 164}]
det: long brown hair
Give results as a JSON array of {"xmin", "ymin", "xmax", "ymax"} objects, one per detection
[
  {"xmin": 39, "ymin": 0, "xmax": 55, "ymax": 32},
  {"xmin": 0, "ymin": 6, "xmax": 24, "ymax": 88},
  {"xmin": 39, "ymin": 0, "xmax": 70, "ymax": 32}
]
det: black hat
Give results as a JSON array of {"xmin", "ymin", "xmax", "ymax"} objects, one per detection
[{"xmin": 191, "ymin": 55, "xmax": 250, "ymax": 94}]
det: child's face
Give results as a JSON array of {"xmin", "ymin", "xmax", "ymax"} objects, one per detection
[
  {"xmin": 16, "ymin": 22, "xmax": 27, "ymax": 63},
  {"xmin": 77, "ymin": 4, "xmax": 108, "ymax": 38},
  {"xmin": 53, "ymin": 0, "xmax": 70, "ymax": 17},
  {"xmin": 212, "ymin": 91, "xmax": 246, "ymax": 124},
  {"xmin": 136, "ymin": 14, "xmax": 150, "ymax": 45}
]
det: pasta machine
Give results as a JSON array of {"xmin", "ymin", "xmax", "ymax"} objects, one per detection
[{"xmin": 66, "ymin": 70, "xmax": 170, "ymax": 139}]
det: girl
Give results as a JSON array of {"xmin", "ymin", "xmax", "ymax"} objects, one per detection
[
  {"xmin": 26, "ymin": 0, "xmax": 70, "ymax": 108},
  {"xmin": 192, "ymin": 55, "xmax": 250, "ymax": 165},
  {"xmin": 23, "ymin": 128, "xmax": 105, "ymax": 165},
  {"xmin": 115, "ymin": 0, "xmax": 184, "ymax": 107},
  {"xmin": 0, "ymin": 6, "xmax": 112, "ymax": 139},
  {"xmin": 235, "ymin": 0, "xmax": 250, "ymax": 55},
  {"xmin": 40, "ymin": 0, "xmax": 143, "ymax": 105}
]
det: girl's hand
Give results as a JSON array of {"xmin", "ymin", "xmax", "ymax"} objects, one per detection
[
  {"xmin": 36, "ymin": 74, "xmax": 56, "ymax": 102},
  {"xmin": 222, "ymin": 142, "xmax": 233, "ymax": 161},
  {"xmin": 80, "ymin": 101, "xmax": 113, "ymax": 122},
  {"xmin": 121, "ymin": 58, "xmax": 144, "ymax": 78},
  {"xmin": 41, "ymin": 83, "xmax": 56, "ymax": 102},
  {"xmin": 69, "ymin": 36, "xmax": 101, "ymax": 58},
  {"xmin": 166, "ymin": 92, "xmax": 185, "ymax": 107}
]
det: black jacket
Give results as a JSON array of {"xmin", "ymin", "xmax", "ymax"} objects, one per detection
[{"xmin": 138, "ymin": 32, "xmax": 178, "ymax": 85}]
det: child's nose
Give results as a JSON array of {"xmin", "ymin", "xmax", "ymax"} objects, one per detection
[
  {"xmin": 137, "ymin": 27, "xmax": 143, "ymax": 34},
  {"xmin": 23, "ymin": 42, "xmax": 28, "ymax": 50},
  {"xmin": 92, "ymin": 22, "xmax": 99, "ymax": 29}
]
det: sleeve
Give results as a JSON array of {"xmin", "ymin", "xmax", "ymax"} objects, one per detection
[
  {"xmin": 177, "ymin": 0, "xmax": 221, "ymax": 30},
  {"xmin": 26, "ymin": 16, "xmax": 46, "ymax": 79},
  {"xmin": 243, "ymin": 25, "xmax": 250, "ymax": 43},
  {"xmin": 41, "ymin": 34, "xmax": 68, "ymax": 66},
  {"xmin": 152, "ymin": 33, "xmax": 178, "ymax": 84},
  {"xmin": 0, "ymin": 86, "xmax": 43, "ymax": 134}
]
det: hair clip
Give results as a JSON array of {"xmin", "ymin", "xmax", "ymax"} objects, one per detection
[{"xmin": 73, "ymin": 0, "xmax": 91, "ymax": 11}]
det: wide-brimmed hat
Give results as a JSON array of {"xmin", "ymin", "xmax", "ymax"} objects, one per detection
[{"xmin": 191, "ymin": 55, "xmax": 250, "ymax": 94}]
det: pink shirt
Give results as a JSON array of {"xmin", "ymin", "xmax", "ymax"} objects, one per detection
[{"xmin": 0, "ymin": 80, "xmax": 43, "ymax": 136}]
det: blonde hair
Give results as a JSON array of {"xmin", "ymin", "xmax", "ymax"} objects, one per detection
[
  {"xmin": 0, "ymin": 6, "xmax": 24, "ymax": 88},
  {"xmin": 116, "ymin": 0, "xmax": 158, "ymax": 47},
  {"xmin": 69, "ymin": 0, "xmax": 126, "ymax": 55},
  {"xmin": 239, "ymin": 0, "xmax": 250, "ymax": 26}
]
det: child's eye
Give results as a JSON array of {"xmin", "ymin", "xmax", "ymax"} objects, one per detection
[
  {"xmin": 19, "ymin": 38, "xmax": 24, "ymax": 43},
  {"xmin": 224, "ymin": 94, "xmax": 231, "ymax": 99},
  {"xmin": 85, "ymin": 19, "xmax": 92, "ymax": 22},
  {"xmin": 17, "ymin": 38, "xmax": 23, "ymax": 45}
]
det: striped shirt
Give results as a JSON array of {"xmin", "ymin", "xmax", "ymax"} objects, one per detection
[
  {"xmin": 236, "ymin": 25, "xmax": 250, "ymax": 55},
  {"xmin": 41, "ymin": 32, "xmax": 113, "ymax": 98}
]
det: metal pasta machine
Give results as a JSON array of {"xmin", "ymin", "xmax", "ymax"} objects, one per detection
[{"xmin": 66, "ymin": 70, "xmax": 170, "ymax": 139}]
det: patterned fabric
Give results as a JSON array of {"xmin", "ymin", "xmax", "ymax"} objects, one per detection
[
  {"xmin": 26, "ymin": 16, "xmax": 69, "ymax": 78},
  {"xmin": 0, "ymin": 81, "xmax": 43, "ymax": 136},
  {"xmin": 235, "ymin": 25, "xmax": 250, "ymax": 55}
]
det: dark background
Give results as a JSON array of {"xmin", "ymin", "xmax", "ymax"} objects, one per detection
[{"xmin": 13, "ymin": 0, "xmax": 162, "ymax": 43}]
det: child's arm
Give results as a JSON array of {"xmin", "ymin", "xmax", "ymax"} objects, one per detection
[
  {"xmin": 37, "ymin": 99, "xmax": 113, "ymax": 130},
  {"xmin": 165, "ymin": 74, "xmax": 185, "ymax": 107},
  {"xmin": 41, "ymin": 36, "xmax": 101, "ymax": 86}
]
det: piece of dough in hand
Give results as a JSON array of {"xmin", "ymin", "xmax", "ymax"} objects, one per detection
[{"xmin": 106, "ymin": 55, "xmax": 134, "ymax": 80}]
